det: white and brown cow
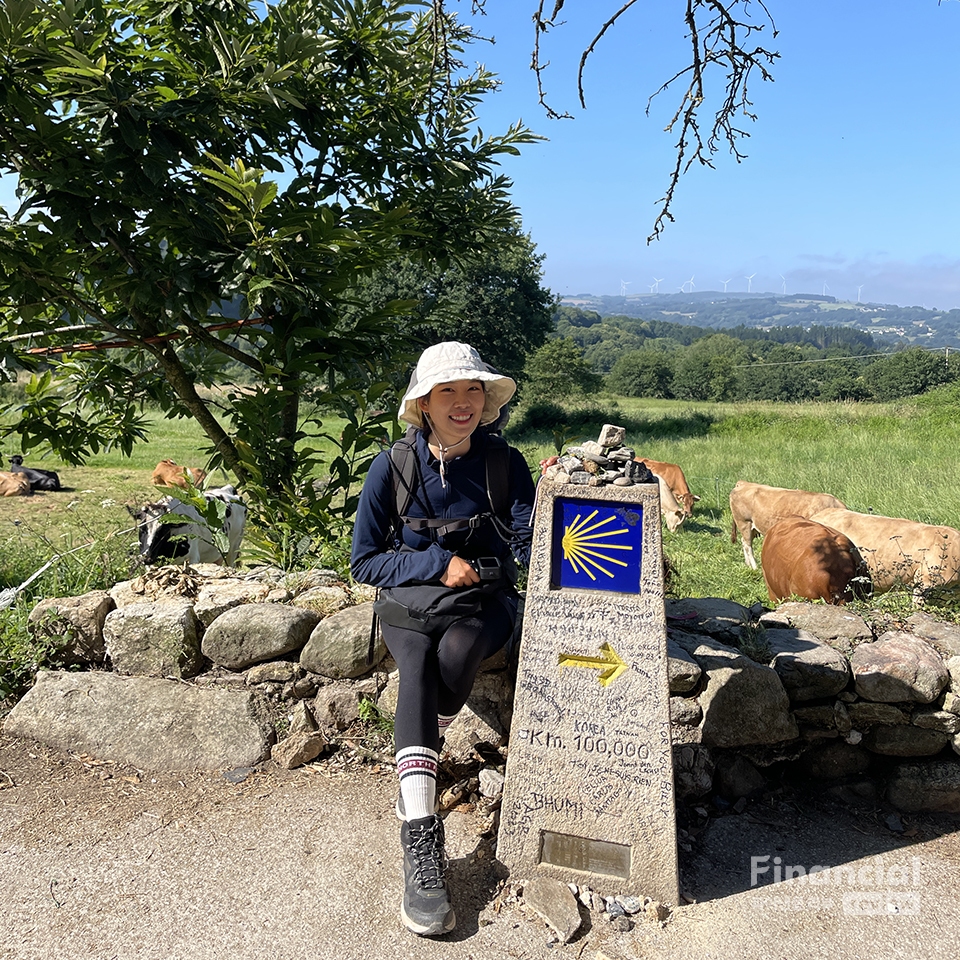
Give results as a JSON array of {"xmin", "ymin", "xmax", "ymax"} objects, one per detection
[
  {"xmin": 0, "ymin": 471, "xmax": 30, "ymax": 497},
  {"xmin": 810, "ymin": 507, "xmax": 960, "ymax": 603},
  {"xmin": 129, "ymin": 486, "xmax": 246, "ymax": 567},
  {"xmin": 760, "ymin": 516, "xmax": 870, "ymax": 605},
  {"xmin": 152, "ymin": 458, "xmax": 208, "ymax": 490},
  {"xmin": 635, "ymin": 458, "xmax": 699, "ymax": 518},
  {"xmin": 730, "ymin": 481, "xmax": 847, "ymax": 569}
]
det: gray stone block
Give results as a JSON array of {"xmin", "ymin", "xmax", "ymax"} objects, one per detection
[
  {"xmin": 851, "ymin": 632, "xmax": 948, "ymax": 703},
  {"xmin": 204, "ymin": 603, "xmax": 320, "ymax": 670},
  {"xmin": 4, "ymin": 670, "xmax": 273, "ymax": 771}
]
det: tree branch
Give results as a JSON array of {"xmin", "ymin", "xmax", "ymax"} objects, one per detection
[{"xmin": 528, "ymin": 0, "xmax": 779, "ymax": 242}]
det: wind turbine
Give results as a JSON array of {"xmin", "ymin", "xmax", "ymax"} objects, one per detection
[
  {"xmin": 779, "ymin": 274, "xmax": 787, "ymax": 295},
  {"xmin": 652, "ymin": 277, "xmax": 663, "ymax": 294},
  {"xmin": 822, "ymin": 282, "xmax": 829, "ymax": 296},
  {"xmin": 620, "ymin": 280, "xmax": 631, "ymax": 297},
  {"xmin": 648, "ymin": 281, "xmax": 657, "ymax": 293},
  {"xmin": 856, "ymin": 284, "xmax": 864, "ymax": 303},
  {"xmin": 682, "ymin": 275, "xmax": 695, "ymax": 293},
  {"xmin": 745, "ymin": 273, "xmax": 756, "ymax": 294},
  {"xmin": 721, "ymin": 278, "xmax": 732, "ymax": 293}
]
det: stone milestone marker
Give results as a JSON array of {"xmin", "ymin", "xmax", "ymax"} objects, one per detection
[{"xmin": 498, "ymin": 479, "xmax": 678, "ymax": 904}]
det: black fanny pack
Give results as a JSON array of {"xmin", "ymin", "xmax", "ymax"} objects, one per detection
[{"xmin": 373, "ymin": 578, "xmax": 511, "ymax": 634}]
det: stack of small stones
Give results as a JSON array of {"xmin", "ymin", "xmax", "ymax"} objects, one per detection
[{"xmin": 539, "ymin": 423, "xmax": 655, "ymax": 487}]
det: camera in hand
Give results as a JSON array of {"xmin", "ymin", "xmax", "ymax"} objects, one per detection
[{"xmin": 469, "ymin": 557, "xmax": 502, "ymax": 581}]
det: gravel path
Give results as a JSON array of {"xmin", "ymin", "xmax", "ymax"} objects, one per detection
[{"xmin": 1, "ymin": 734, "xmax": 958, "ymax": 960}]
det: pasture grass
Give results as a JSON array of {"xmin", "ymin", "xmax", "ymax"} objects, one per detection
[
  {"xmin": 505, "ymin": 390, "xmax": 960, "ymax": 619},
  {"xmin": 3, "ymin": 391, "xmax": 960, "ymax": 703}
]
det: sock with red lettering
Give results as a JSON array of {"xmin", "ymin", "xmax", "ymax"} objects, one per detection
[
  {"xmin": 437, "ymin": 713, "xmax": 456, "ymax": 744},
  {"xmin": 396, "ymin": 746, "xmax": 439, "ymax": 822}
]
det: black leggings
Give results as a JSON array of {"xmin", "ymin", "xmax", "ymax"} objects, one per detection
[{"xmin": 381, "ymin": 595, "xmax": 515, "ymax": 753}]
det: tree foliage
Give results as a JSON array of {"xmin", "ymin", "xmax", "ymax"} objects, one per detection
[
  {"xmin": 0, "ymin": 0, "xmax": 540, "ymax": 561},
  {"xmin": 522, "ymin": 337, "xmax": 603, "ymax": 402},
  {"xmin": 343, "ymin": 228, "xmax": 555, "ymax": 384}
]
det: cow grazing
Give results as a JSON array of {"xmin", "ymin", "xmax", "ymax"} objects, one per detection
[
  {"xmin": 650, "ymin": 469, "xmax": 687, "ymax": 533},
  {"xmin": 129, "ymin": 486, "xmax": 246, "ymax": 566},
  {"xmin": 810, "ymin": 507, "xmax": 960, "ymax": 604},
  {"xmin": 8, "ymin": 455, "xmax": 61, "ymax": 492},
  {"xmin": 730, "ymin": 481, "xmax": 847, "ymax": 569},
  {"xmin": 0, "ymin": 470, "xmax": 31, "ymax": 497},
  {"xmin": 635, "ymin": 458, "xmax": 699, "ymax": 517},
  {"xmin": 152, "ymin": 458, "xmax": 208, "ymax": 490},
  {"xmin": 760, "ymin": 516, "xmax": 869, "ymax": 605}
]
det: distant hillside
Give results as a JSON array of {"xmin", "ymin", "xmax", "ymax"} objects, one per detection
[{"xmin": 559, "ymin": 292, "xmax": 960, "ymax": 349}]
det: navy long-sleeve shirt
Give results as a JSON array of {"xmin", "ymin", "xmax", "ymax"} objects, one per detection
[{"xmin": 351, "ymin": 429, "xmax": 535, "ymax": 588}]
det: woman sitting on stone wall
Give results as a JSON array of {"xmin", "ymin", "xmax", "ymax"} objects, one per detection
[{"xmin": 351, "ymin": 341, "xmax": 535, "ymax": 937}]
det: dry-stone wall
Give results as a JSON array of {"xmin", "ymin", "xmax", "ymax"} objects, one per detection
[{"xmin": 5, "ymin": 565, "xmax": 960, "ymax": 813}]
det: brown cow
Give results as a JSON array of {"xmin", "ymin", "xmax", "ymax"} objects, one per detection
[
  {"xmin": 730, "ymin": 481, "xmax": 846, "ymax": 569},
  {"xmin": 0, "ymin": 471, "xmax": 31, "ymax": 496},
  {"xmin": 152, "ymin": 459, "xmax": 207, "ymax": 490},
  {"xmin": 810, "ymin": 507, "xmax": 960, "ymax": 604},
  {"xmin": 635, "ymin": 458, "xmax": 699, "ymax": 517},
  {"xmin": 760, "ymin": 516, "xmax": 869, "ymax": 605},
  {"xmin": 648, "ymin": 469, "xmax": 687, "ymax": 533}
]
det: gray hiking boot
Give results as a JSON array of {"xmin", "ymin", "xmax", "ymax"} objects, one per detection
[{"xmin": 399, "ymin": 815, "xmax": 456, "ymax": 936}]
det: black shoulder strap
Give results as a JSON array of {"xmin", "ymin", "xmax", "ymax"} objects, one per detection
[
  {"xmin": 387, "ymin": 428, "xmax": 516, "ymax": 542},
  {"xmin": 390, "ymin": 425, "xmax": 423, "ymax": 524},
  {"xmin": 484, "ymin": 434, "xmax": 510, "ymax": 520}
]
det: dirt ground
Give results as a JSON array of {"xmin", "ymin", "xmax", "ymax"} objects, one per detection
[{"xmin": 2, "ymin": 732, "xmax": 960, "ymax": 960}]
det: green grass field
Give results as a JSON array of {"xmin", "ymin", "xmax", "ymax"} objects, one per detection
[{"xmin": 3, "ymin": 389, "xmax": 960, "ymax": 700}]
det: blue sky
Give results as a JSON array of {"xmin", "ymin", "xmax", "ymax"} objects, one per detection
[
  {"xmin": 2, "ymin": 2, "xmax": 957, "ymax": 309},
  {"xmin": 458, "ymin": 1, "xmax": 960, "ymax": 309}
]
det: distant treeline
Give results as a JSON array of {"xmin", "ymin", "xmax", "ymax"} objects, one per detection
[
  {"xmin": 560, "ymin": 293, "xmax": 960, "ymax": 349},
  {"xmin": 555, "ymin": 306, "xmax": 959, "ymax": 402}
]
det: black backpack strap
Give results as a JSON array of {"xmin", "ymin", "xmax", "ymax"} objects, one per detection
[
  {"xmin": 389, "ymin": 426, "xmax": 431, "ymax": 540},
  {"xmin": 484, "ymin": 434, "xmax": 510, "ymax": 518},
  {"xmin": 485, "ymin": 434, "xmax": 525, "ymax": 544},
  {"xmin": 387, "ymin": 428, "xmax": 519, "ymax": 544}
]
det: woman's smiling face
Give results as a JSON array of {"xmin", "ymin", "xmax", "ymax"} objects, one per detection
[{"xmin": 418, "ymin": 379, "xmax": 485, "ymax": 446}]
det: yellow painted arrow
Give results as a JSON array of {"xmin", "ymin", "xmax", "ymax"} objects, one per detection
[{"xmin": 558, "ymin": 642, "xmax": 627, "ymax": 687}]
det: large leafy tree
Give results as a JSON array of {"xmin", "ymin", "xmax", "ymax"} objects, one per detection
[
  {"xmin": 0, "ymin": 0, "xmax": 536, "ymax": 511},
  {"xmin": 345, "ymin": 227, "xmax": 555, "ymax": 384}
]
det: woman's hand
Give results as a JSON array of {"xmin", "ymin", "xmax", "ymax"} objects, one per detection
[{"xmin": 441, "ymin": 555, "xmax": 480, "ymax": 588}]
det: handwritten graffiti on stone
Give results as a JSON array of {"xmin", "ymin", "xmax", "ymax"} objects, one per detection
[{"xmin": 518, "ymin": 673, "xmax": 564, "ymax": 724}]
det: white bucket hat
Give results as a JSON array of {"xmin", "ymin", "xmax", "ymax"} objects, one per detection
[{"xmin": 399, "ymin": 341, "xmax": 516, "ymax": 429}]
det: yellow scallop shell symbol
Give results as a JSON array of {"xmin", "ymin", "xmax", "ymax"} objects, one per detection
[{"xmin": 561, "ymin": 509, "xmax": 634, "ymax": 581}]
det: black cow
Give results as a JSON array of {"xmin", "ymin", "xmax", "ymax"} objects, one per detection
[{"xmin": 9, "ymin": 455, "xmax": 61, "ymax": 491}]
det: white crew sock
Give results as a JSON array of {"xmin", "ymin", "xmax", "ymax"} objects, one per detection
[
  {"xmin": 437, "ymin": 713, "xmax": 457, "ymax": 743},
  {"xmin": 396, "ymin": 745, "xmax": 438, "ymax": 822}
]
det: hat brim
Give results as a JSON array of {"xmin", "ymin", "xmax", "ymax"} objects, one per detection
[{"xmin": 399, "ymin": 372, "xmax": 516, "ymax": 429}]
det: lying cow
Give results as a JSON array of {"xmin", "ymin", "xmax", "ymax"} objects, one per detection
[
  {"xmin": 810, "ymin": 507, "xmax": 960, "ymax": 604},
  {"xmin": 129, "ymin": 485, "xmax": 246, "ymax": 566},
  {"xmin": 635, "ymin": 458, "xmax": 699, "ymax": 517},
  {"xmin": 760, "ymin": 516, "xmax": 869, "ymax": 605},
  {"xmin": 152, "ymin": 458, "xmax": 208, "ymax": 490},
  {"xmin": 730, "ymin": 481, "xmax": 847, "ymax": 569},
  {"xmin": 0, "ymin": 470, "xmax": 31, "ymax": 497},
  {"xmin": 9, "ymin": 455, "xmax": 61, "ymax": 492}
]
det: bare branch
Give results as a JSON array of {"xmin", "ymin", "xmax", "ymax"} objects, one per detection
[
  {"xmin": 577, "ymin": 1, "xmax": 642, "ymax": 110},
  {"xmin": 17, "ymin": 317, "xmax": 270, "ymax": 357},
  {"xmin": 528, "ymin": 0, "xmax": 779, "ymax": 242},
  {"xmin": 645, "ymin": 0, "xmax": 779, "ymax": 242},
  {"xmin": 532, "ymin": 1, "xmax": 573, "ymax": 119}
]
